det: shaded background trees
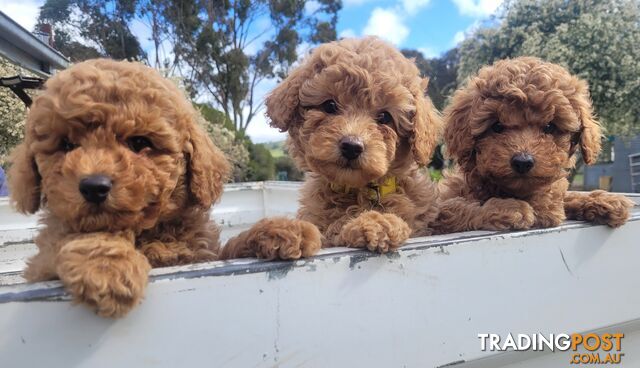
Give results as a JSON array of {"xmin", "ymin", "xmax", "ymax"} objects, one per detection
[
  {"xmin": 2, "ymin": 0, "xmax": 639, "ymax": 181},
  {"xmin": 401, "ymin": 0, "xmax": 640, "ymax": 180},
  {"xmin": 31, "ymin": 0, "xmax": 341, "ymax": 181},
  {"xmin": 456, "ymin": 0, "xmax": 640, "ymax": 138}
]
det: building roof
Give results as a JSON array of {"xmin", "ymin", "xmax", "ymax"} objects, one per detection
[{"xmin": 0, "ymin": 11, "xmax": 69, "ymax": 77}]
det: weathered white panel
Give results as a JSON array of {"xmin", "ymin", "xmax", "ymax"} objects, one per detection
[
  {"xmin": 0, "ymin": 182, "xmax": 302, "ymax": 277},
  {"xmin": 0, "ymin": 210, "xmax": 638, "ymax": 368}
]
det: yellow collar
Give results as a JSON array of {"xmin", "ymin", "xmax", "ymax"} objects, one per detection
[{"xmin": 329, "ymin": 176, "xmax": 398, "ymax": 202}]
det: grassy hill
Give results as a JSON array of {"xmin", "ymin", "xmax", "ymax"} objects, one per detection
[{"xmin": 263, "ymin": 140, "xmax": 286, "ymax": 158}]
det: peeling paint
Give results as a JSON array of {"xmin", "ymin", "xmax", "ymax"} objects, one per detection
[
  {"xmin": 349, "ymin": 254, "xmax": 369, "ymax": 269},
  {"xmin": 436, "ymin": 246, "xmax": 450, "ymax": 255},
  {"xmin": 385, "ymin": 252, "xmax": 400, "ymax": 260},
  {"xmin": 267, "ymin": 264, "xmax": 294, "ymax": 281}
]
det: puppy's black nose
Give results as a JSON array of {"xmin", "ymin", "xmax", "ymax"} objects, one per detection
[
  {"xmin": 339, "ymin": 137, "xmax": 364, "ymax": 160},
  {"xmin": 79, "ymin": 175, "xmax": 112, "ymax": 203},
  {"xmin": 511, "ymin": 153, "xmax": 535, "ymax": 174}
]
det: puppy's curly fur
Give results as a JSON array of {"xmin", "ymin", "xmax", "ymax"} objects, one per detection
[
  {"xmin": 435, "ymin": 57, "xmax": 633, "ymax": 232},
  {"xmin": 263, "ymin": 37, "xmax": 442, "ymax": 253},
  {"xmin": 8, "ymin": 59, "xmax": 308, "ymax": 317}
]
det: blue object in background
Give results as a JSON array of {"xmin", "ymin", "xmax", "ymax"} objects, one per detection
[{"xmin": 0, "ymin": 167, "xmax": 8, "ymax": 196}]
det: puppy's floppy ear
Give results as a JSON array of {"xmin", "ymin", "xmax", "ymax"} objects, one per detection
[
  {"xmin": 8, "ymin": 140, "xmax": 41, "ymax": 214},
  {"xmin": 265, "ymin": 62, "xmax": 316, "ymax": 132},
  {"xmin": 569, "ymin": 80, "xmax": 601, "ymax": 165},
  {"xmin": 410, "ymin": 78, "xmax": 442, "ymax": 166},
  {"xmin": 443, "ymin": 86, "xmax": 476, "ymax": 170},
  {"xmin": 185, "ymin": 118, "xmax": 231, "ymax": 207}
]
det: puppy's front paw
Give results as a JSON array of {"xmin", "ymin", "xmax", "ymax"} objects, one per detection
[
  {"xmin": 225, "ymin": 218, "xmax": 322, "ymax": 260},
  {"xmin": 579, "ymin": 191, "xmax": 634, "ymax": 228},
  {"xmin": 56, "ymin": 235, "xmax": 151, "ymax": 318},
  {"xmin": 482, "ymin": 198, "xmax": 535, "ymax": 230},
  {"xmin": 339, "ymin": 211, "xmax": 411, "ymax": 253},
  {"xmin": 140, "ymin": 241, "xmax": 217, "ymax": 267}
]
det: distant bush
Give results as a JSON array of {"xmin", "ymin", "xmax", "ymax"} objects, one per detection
[
  {"xmin": 246, "ymin": 142, "xmax": 275, "ymax": 181},
  {"xmin": 0, "ymin": 58, "xmax": 30, "ymax": 168},
  {"xmin": 195, "ymin": 106, "xmax": 250, "ymax": 182},
  {"xmin": 275, "ymin": 155, "xmax": 304, "ymax": 181}
]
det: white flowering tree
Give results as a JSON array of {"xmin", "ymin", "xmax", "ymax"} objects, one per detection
[
  {"xmin": 196, "ymin": 113, "xmax": 250, "ymax": 183},
  {"xmin": 0, "ymin": 58, "xmax": 30, "ymax": 168},
  {"xmin": 458, "ymin": 0, "xmax": 640, "ymax": 137}
]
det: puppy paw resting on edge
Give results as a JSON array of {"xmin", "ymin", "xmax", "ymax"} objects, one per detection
[
  {"xmin": 8, "ymin": 59, "xmax": 307, "ymax": 317},
  {"xmin": 435, "ymin": 57, "xmax": 634, "ymax": 233},
  {"xmin": 263, "ymin": 37, "xmax": 442, "ymax": 253}
]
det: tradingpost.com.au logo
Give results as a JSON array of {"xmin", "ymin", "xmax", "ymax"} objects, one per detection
[{"xmin": 478, "ymin": 333, "xmax": 624, "ymax": 365}]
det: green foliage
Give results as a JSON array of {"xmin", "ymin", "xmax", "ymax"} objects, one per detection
[
  {"xmin": 402, "ymin": 48, "xmax": 460, "ymax": 111},
  {"xmin": 275, "ymin": 155, "xmax": 304, "ymax": 181},
  {"xmin": 457, "ymin": 0, "xmax": 640, "ymax": 136},
  {"xmin": 263, "ymin": 140, "xmax": 285, "ymax": 158},
  {"xmin": 195, "ymin": 103, "xmax": 235, "ymax": 132},
  {"xmin": 0, "ymin": 58, "xmax": 30, "ymax": 167},
  {"xmin": 195, "ymin": 104, "xmax": 250, "ymax": 183},
  {"xmin": 246, "ymin": 142, "xmax": 275, "ymax": 181},
  {"xmin": 161, "ymin": 0, "xmax": 342, "ymax": 132},
  {"xmin": 38, "ymin": 0, "xmax": 145, "ymax": 61}
]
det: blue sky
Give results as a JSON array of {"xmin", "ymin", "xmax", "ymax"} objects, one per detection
[
  {"xmin": 335, "ymin": 0, "xmax": 500, "ymax": 57},
  {"xmin": 1, "ymin": 0, "xmax": 502, "ymax": 142}
]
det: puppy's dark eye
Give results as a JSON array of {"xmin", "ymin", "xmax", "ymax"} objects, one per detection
[
  {"xmin": 543, "ymin": 123, "xmax": 557, "ymax": 134},
  {"xmin": 127, "ymin": 136, "xmax": 154, "ymax": 153},
  {"xmin": 491, "ymin": 121, "xmax": 505, "ymax": 133},
  {"xmin": 60, "ymin": 138, "xmax": 77, "ymax": 152},
  {"xmin": 321, "ymin": 100, "xmax": 339, "ymax": 114},
  {"xmin": 376, "ymin": 111, "xmax": 393, "ymax": 125}
]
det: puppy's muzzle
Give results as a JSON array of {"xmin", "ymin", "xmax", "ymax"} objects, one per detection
[
  {"xmin": 79, "ymin": 175, "xmax": 112, "ymax": 204},
  {"xmin": 511, "ymin": 153, "xmax": 535, "ymax": 174},
  {"xmin": 339, "ymin": 136, "xmax": 364, "ymax": 160}
]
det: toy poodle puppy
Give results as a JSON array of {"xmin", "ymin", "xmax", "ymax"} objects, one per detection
[
  {"xmin": 263, "ymin": 37, "xmax": 442, "ymax": 253},
  {"xmin": 435, "ymin": 57, "xmax": 634, "ymax": 233},
  {"xmin": 8, "ymin": 59, "xmax": 317, "ymax": 317}
]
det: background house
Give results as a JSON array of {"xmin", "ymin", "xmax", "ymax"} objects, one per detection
[{"xmin": 583, "ymin": 135, "xmax": 640, "ymax": 193}]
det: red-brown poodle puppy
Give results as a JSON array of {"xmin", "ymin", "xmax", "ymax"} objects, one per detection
[
  {"xmin": 8, "ymin": 59, "xmax": 317, "ymax": 317},
  {"xmin": 435, "ymin": 57, "xmax": 634, "ymax": 233},
  {"xmin": 264, "ymin": 37, "xmax": 442, "ymax": 253}
]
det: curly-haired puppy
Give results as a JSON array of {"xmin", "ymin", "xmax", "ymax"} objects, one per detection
[
  {"xmin": 8, "ymin": 59, "xmax": 313, "ymax": 317},
  {"xmin": 435, "ymin": 57, "xmax": 634, "ymax": 232},
  {"xmin": 263, "ymin": 37, "xmax": 442, "ymax": 253}
]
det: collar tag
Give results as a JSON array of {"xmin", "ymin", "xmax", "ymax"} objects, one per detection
[{"xmin": 329, "ymin": 176, "xmax": 397, "ymax": 204}]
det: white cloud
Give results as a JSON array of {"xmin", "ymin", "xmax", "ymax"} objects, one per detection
[
  {"xmin": 418, "ymin": 46, "xmax": 438, "ymax": 58},
  {"xmin": 304, "ymin": 0, "xmax": 321, "ymax": 14},
  {"xmin": 401, "ymin": 0, "xmax": 431, "ymax": 15},
  {"xmin": 245, "ymin": 78, "xmax": 286, "ymax": 143},
  {"xmin": 451, "ymin": 0, "xmax": 503, "ymax": 17},
  {"xmin": 343, "ymin": 0, "xmax": 381, "ymax": 7},
  {"xmin": 450, "ymin": 20, "xmax": 481, "ymax": 46},
  {"xmin": 452, "ymin": 31, "xmax": 465, "ymax": 45},
  {"xmin": 1, "ymin": 0, "xmax": 43, "ymax": 31},
  {"xmin": 362, "ymin": 7, "xmax": 410, "ymax": 45},
  {"xmin": 245, "ymin": 113, "xmax": 287, "ymax": 143},
  {"xmin": 339, "ymin": 28, "xmax": 357, "ymax": 39}
]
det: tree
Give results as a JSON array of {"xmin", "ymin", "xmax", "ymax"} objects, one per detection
[
  {"xmin": 0, "ymin": 59, "xmax": 29, "ymax": 168},
  {"xmin": 246, "ymin": 142, "xmax": 275, "ymax": 181},
  {"xmin": 457, "ymin": 0, "xmax": 640, "ymax": 137},
  {"xmin": 196, "ymin": 108, "xmax": 250, "ymax": 183},
  {"xmin": 38, "ymin": 0, "xmax": 145, "ymax": 61},
  {"xmin": 402, "ymin": 48, "xmax": 460, "ymax": 111},
  {"xmin": 160, "ymin": 0, "xmax": 341, "ymax": 133},
  {"xmin": 275, "ymin": 155, "xmax": 304, "ymax": 181}
]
